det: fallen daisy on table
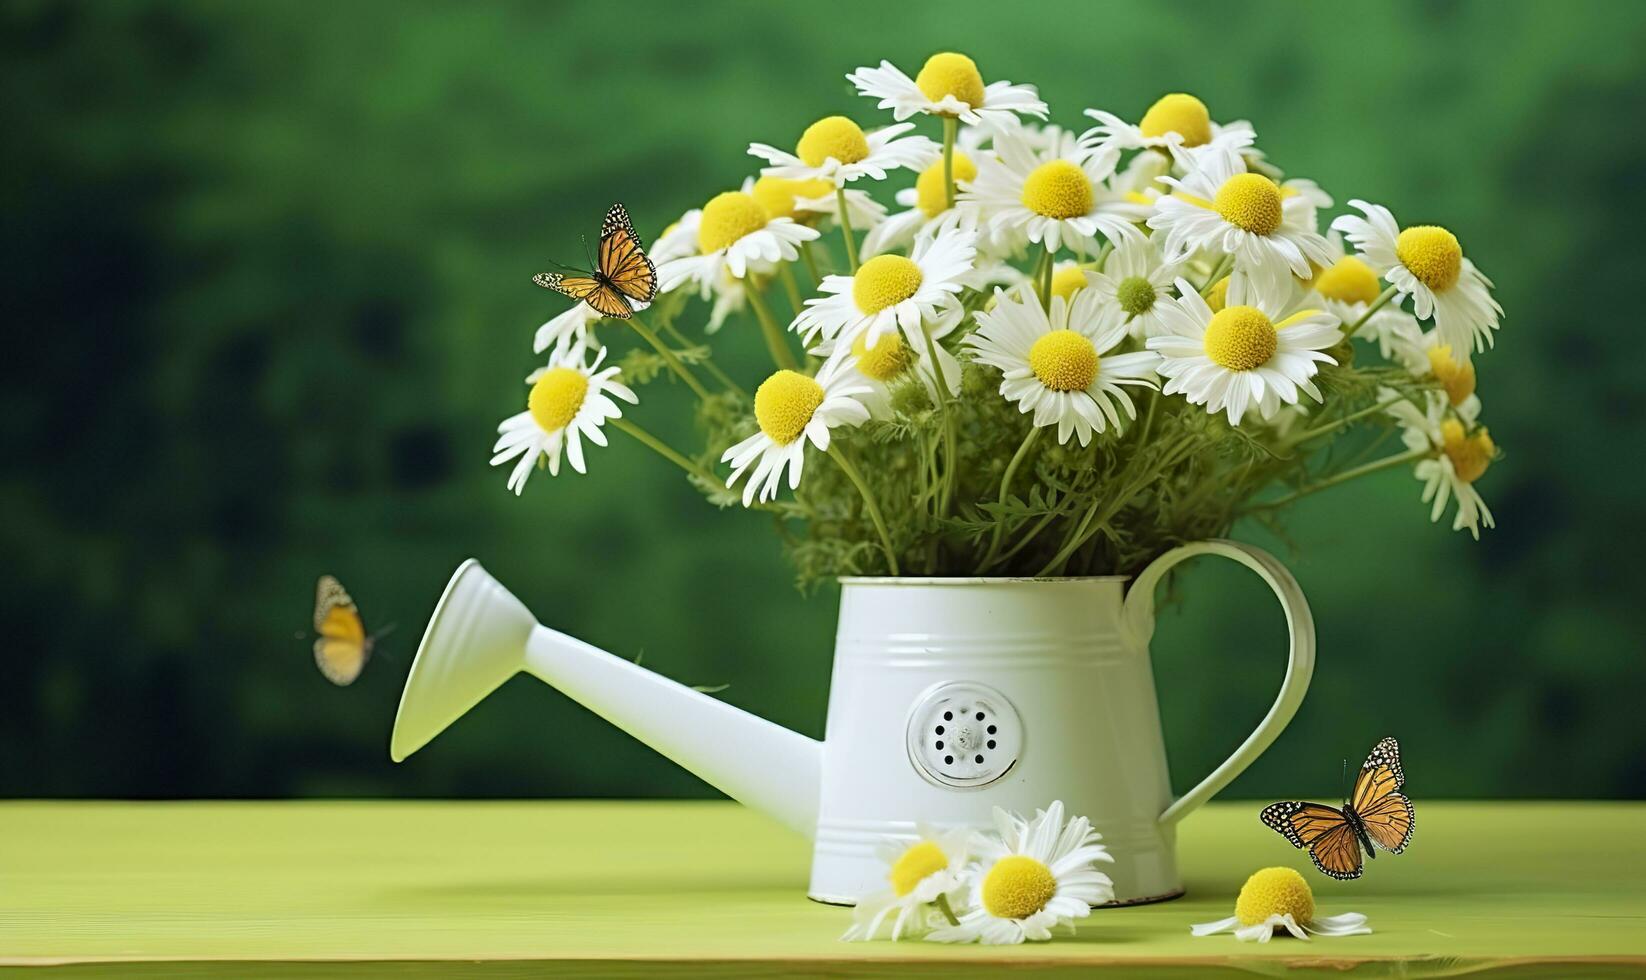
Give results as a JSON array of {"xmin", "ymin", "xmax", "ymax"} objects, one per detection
[
  {"xmin": 1191, "ymin": 867, "xmax": 1371, "ymax": 943},
  {"xmin": 840, "ymin": 825, "xmax": 972, "ymax": 942}
]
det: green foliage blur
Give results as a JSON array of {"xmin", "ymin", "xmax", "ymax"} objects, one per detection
[{"xmin": 4, "ymin": 0, "xmax": 1643, "ymax": 802}]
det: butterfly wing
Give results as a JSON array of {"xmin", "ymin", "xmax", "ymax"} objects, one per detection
[
  {"xmin": 533, "ymin": 271, "xmax": 634, "ymax": 319},
  {"xmin": 1352, "ymin": 737, "xmax": 1415, "ymax": 854},
  {"xmin": 597, "ymin": 202, "xmax": 657, "ymax": 304},
  {"xmin": 1260, "ymin": 800, "xmax": 1364, "ymax": 880},
  {"xmin": 1306, "ymin": 821, "xmax": 1366, "ymax": 880},
  {"xmin": 313, "ymin": 575, "xmax": 371, "ymax": 686}
]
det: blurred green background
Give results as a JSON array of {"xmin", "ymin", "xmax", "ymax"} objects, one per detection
[{"xmin": 4, "ymin": 0, "xmax": 1643, "ymax": 803}]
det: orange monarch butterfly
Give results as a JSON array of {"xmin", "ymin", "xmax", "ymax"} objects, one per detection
[
  {"xmin": 533, "ymin": 202, "xmax": 657, "ymax": 319},
  {"xmin": 311, "ymin": 575, "xmax": 391, "ymax": 686},
  {"xmin": 1259, "ymin": 737, "xmax": 1415, "ymax": 880}
]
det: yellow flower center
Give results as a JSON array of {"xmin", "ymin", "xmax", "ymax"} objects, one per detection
[
  {"xmin": 1214, "ymin": 173, "xmax": 1283, "ymax": 236},
  {"xmin": 915, "ymin": 52, "xmax": 985, "ymax": 109},
  {"xmin": 1441, "ymin": 418, "xmax": 1494, "ymax": 483},
  {"xmin": 1204, "ymin": 305, "xmax": 1277, "ymax": 371},
  {"xmin": 853, "ymin": 254, "xmax": 924, "ymax": 314},
  {"xmin": 1021, "ymin": 160, "xmax": 1093, "ymax": 220},
  {"xmin": 1236, "ymin": 867, "xmax": 1315, "ymax": 927},
  {"xmin": 1029, "ymin": 329, "xmax": 1100, "ymax": 391},
  {"xmin": 851, "ymin": 330, "xmax": 913, "ymax": 382},
  {"xmin": 797, "ymin": 115, "xmax": 870, "ymax": 168},
  {"xmin": 981, "ymin": 855, "xmax": 1058, "ymax": 920},
  {"xmin": 1117, "ymin": 275, "xmax": 1157, "ymax": 316},
  {"xmin": 1050, "ymin": 265, "xmax": 1090, "ymax": 301},
  {"xmin": 1314, "ymin": 256, "xmax": 1382, "ymax": 305},
  {"xmin": 527, "ymin": 367, "xmax": 588, "ymax": 433},
  {"xmin": 753, "ymin": 370, "xmax": 825, "ymax": 446},
  {"xmin": 1205, "ymin": 276, "xmax": 1231, "ymax": 312},
  {"xmin": 888, "ymin": 840, "xmax": 949, "ymax": 897},
  {"xmin": 697, "ymin": 192, "xmax": 770, "ymax": 254},
  {"xmin": 1427, "ymin": 345, "xmax": 1477, "ymax": 406},
  {"xmin": 752, "ymin": 176, "xmax": 832, "ymax": 223},
  {"xmin": 915, "ymin": 152, "xmax": 978, "ymax": 218},
  {"xmin": 1396, "ymin": 225, "xmax": 1463, "ymax": 292},
  {"xmin": 1139, "ymin": 93, "xmax": 1213, "ymax": 148}
]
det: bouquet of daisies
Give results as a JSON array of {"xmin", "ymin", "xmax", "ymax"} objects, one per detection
[{"xmin": 496, "ymin": 53, "xmax": 1502, "ymax": 585}]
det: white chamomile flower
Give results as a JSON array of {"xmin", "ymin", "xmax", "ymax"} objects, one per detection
[
  {"xmin": 1193, "ymin": 868, "xmax": 1371, "ymax": 943},
  {"xmin": 1305, "ymin": 230, "xmax": 1421, "ymax": 360},
  {"xmin": 1149, "ymin": 145, "xmax": 1333, "ymax": 293},
  {"xmin": 750, "ymin": 175, "xmax": 886, "ymax": 235},
  {"xmin": 1332, "ymin": 200, "xmax": 1502, "ymax": 359},
  {"xmin": 1111, "ymin": 148, "xmax": 1171, "ymax": 209},
  {"xmin": 656, "ymin": 186, "xmax": 819, "ymax": 296},
  {"xmin": 722, "ymin": 358, "xmax": 871, "ymax": 506},
  {"xmin": 651, "ymin": 212, "xmax": 701, "ymax": 265},
  {"xmin": 533, "ymin": 302, "xmax": 601, "ymax": 359},
  {"xmin": 863, "ymin": 153, "xmax": 982, "ymax": 258},
  {"xmin": 1084, "ymin": 233, "xmax": 1189, "ymax": 340},
  {"xmin": 750, "ymin": 115, "xmax": 938, "ymax": 188},
  {"xmin": 927, "ymin": 801, "xmax": 1114, "ymax": 945},
  {"xmin": 1080, "ymin": 93, "xmax": 1255, "ymax": 156},
  {"xmin": 847, "ymin": 51, "xmax": 1047, "ymax": 128},
  {"xmin": 1395, "ymin": 330, "xmax": 1481, "ymax": 422},
  {"xmin": 813, "ymin": 300, "xmax": 963, "ymax": 419},
  {"xmin": 793, "ymin": 226, "xmax": 977, "ymax": 349},
  {"xmin": 841, "ymin": 826, "xmax": 973, "ymax": 942},
  {"xmin": 491, "ymin": 346, "xmax": 636, "ymax": 493},
  {"xmin": 964, "ymin": 126, "xmax": 1148, "ymax": 254},
  {"xmin": 967, "ymin": 286, "xmax": 1160, "ymax": 446},
  {"xmin": 1389, "ymin": 390, "xmax": 1497, "ymax": 539},
  {"xmin": 1148, "ymin": 273, "xmax": 1340, "ymax": 425}
]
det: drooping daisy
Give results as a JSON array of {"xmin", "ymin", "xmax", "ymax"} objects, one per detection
[
  {"xmin": 1305, "ymin": 230, "xmax": 1421, "ymax": 360},
  {"xmin": 841, "ymin": 826, "xmax": 973, "ymax": 942},
  {"xmin": 926, "ymin": 801, "xmax": 1114, "ymax": 945},
  {"xmin": 1147, "ymin": 273, "xmax": 1341, "ymax": 425},
  {"xmin": 863, "ymin": 153, "xmax": 981, "ymax": 257},
  {"xmin": 1332, "ymin": 200, "xmax": 1502, "ymax": 359},
  {"xmin": 1396, "ymin": 330, "xmax": 1481, "ymax": 421},
  {"xmin": 967, "ymin": 285, "xmax": 1161, "ymax": 446},
  {"xmin": 813, "ymin": 304, "xmax": 962, "ymax": 419},
  {"xmin": 847, "ymin": 52, "xmax": 1047, "ymax": 128},
  {"xmin": 749, "ymin": 115, "xmax": 938, "ymax": 188},
  {"xmin": 1149, "ymin": 145, "xmax": 1334, "ymax": 293},
  {"xmin": 533, "ymin": 301, "xmax": 601, "ymax": 359},
  {"xmin": 722, "ymin": 358, "xmax": 871, "ymax": 506},
  {"xmin": 1192, "ymin": 867, "xmax": 1370, "ymax": 943},
  {"xmin": 1080, "ymin": 93, "xmax": 1255, "ymax": 156},
  {"xmin": 491, "ymin": 346, "xmax": 637, "ymax": 493},
  {"xmin": 1389, "ymin": 393, "xmax": 1497, "ymax": 538},
  {"xmin": 751, "ymin": 175, "xmax": 887, "ymax": 236},
  {"xmin": 964, "ymin": 126, "xmax": 1147, "ymax": 255},
  {"xmin": 656, "ymin": 186, "xmax": 820, "ymax": 297},
  {"xmin": 792, "ymin": 226, "xmax": 977, "ymax": 349},
  {"xmin": 1084, "ymin": 234, "xmax": 1189, "ymax": 340}
]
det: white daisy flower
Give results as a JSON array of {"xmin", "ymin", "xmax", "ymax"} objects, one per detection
[
  {"xmin": 792, "ymin": 226, "xmax": 977, "ymax": 349},
  {"xmin": 841, "ymin": 826, "xmax": 973, "ymax": 942},
  {"xmin": 750, "ymin": 175, "xmax": 887, "ymax": 235},
  {"xmin": 847, "ymin": 52, "xmax": 1047, "ymax": 128},
  {"xmin": 967, "ymin": 286, "xmax": 1160, "ymax": 446},
  {"xmin": 1147, "ymin": 273, "xmax": 1341, "ymax": 425},
  {"xmin": 813, "ymin": 301, "xmax": 963, "ymax": 418},
  {"xmin": 656, "ymin": 186, "xmax": 820, "ymax": 297},
  {"xmin": 926, "ymin": 801, "xmax": 1114, "ymax": 945},
  {"xmin": 749, "ymin": 115, "xmax": 938, "ymax": 188},
  {"xmin": 863, "ymin": 153, "xmax": 982, "ymax": 258},
  {"xmin": 722, "ymin": 357, "xmax": 871, "ymax": 507},
  {"xmin": 1305, "ymin": 230, "xmax": 1421, "ymax": 360},
  {"xmin": 964, "ymin": 126, "xmax": 1148, "ymax": 255},
  {"xmin": 1110, "ymin": 148, "xmax": 1171, "ymax": 209},
  {"xmin": 491, "ymin": 346, "xmax": 637, "ymax": 494},
  {"xmin": 1084, "ymin": 233, "xmax": 1189, "ymax": 340},
  {"xmin": 532, "ymin": 302, "xmax": 601, "ymax": 358},
  {"xmin": 1080, "ymin": 93, "xmax": 1255, "ymax": 155},
  {"xmin": 1395, "ymin": 330, "xmax": 1481, "ymax": 420},
  {"xmin": 650, "ymin": 212, "xmax": 701, "ymax": 265},
  {"xmin": 1280, "ymin": 177, "xmax": 1333, "ymax": 233},
  {"xmin": 1389, "ymin": 390, "xmax": 1497, "ymax": 539},
  {"xmin": 1193, "ymin": 868, "xmax": 1371, "ymax": 943},
  {"xmin": 1149, "ymin": 145, "xmax": 1334, "ymax": 293},
  {"xmin": 1332, "ymin": 200, "xmax": 1502, "ymax": 358}
]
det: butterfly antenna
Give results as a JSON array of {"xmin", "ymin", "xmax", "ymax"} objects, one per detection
[
  {"xmin": 372, "ymin": 622, "xmax": 398, "ymax": 642},
  {"xmin": 1341, "ymin": 758, "xmax": 1350, "ymax": 805}
]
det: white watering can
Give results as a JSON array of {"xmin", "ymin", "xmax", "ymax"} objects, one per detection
[{"xmin": 391, "ymin": 539, "xmax": 1313, "ymax": 905}]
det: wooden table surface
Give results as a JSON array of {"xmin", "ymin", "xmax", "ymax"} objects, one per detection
[{"xmin": 2, "ymin": 800, "xmax": 1642, "ymax": 977}]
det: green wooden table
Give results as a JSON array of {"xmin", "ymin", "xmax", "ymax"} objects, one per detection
[{"xmin": 1, "ymin": 801, "xmax": 1641, "ymax": 977}]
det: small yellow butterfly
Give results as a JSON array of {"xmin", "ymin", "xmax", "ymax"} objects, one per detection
[{"xmin": 311, "ymin": 575, "xmax": 382, "ymax": 686}]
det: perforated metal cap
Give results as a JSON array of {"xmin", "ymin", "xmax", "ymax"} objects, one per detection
[{"xmin": 905, "ymin": 681, "xmax": 1022, "ymax": 788}]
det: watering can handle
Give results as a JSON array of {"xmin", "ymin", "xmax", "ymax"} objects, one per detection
[{"xmin": 1122, "ymin": 539, "xmax": 1316, "ymax": 828}]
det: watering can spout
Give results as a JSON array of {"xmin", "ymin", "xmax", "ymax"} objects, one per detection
[{"xmin": 390, "ymin": 560, "xmax": 822, "ymax": 838}]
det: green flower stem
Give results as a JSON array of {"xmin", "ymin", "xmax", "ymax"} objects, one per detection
[
  {"xmin": 1037, "ymin": 436, "xmax": 1202, "ymax": 576},
  {"xmin": 627, "ymin": 314, "xmax": 712, "ymax": 401},
  {"xmin": 799, "ymin": 240, "xmax": 823, "ymax": 284},
  {"xmin": 835, "ymin": 186, "xmax": 860, "ymax": 272},
  {"xmin": 935, "ymin": 893, "xmax": 962, "ymax": 928},
  {"xmin": 827, "ymin": 444, "xmax": 899, "ymax": 575},
  {"xmin": 1037, "ymin": 242, "xmax": 1054, "ymax": 310},
  {"xmin": 745, "ymin": 279, "xmax": 799, "ymax": 371},
  {"xmin": 920, "ymin": 321, "xmax": 959, "ymax": 517},
  {"xmin": 778, "ymin": 263, "xmax": 806, "ymax": 316},
  {"xmin": 1343, "ymin": 285, "xmax": 1398, "ymax": 339},
  {"xmin": 659, "ymin": 319, "xmax": 747, "ymax": 399},
  {"xmin": 1198, "ymin": 252, "xmax": 1234, "ymax": 297},
  {"xmin": 986, "ymin": 488, "xmax": 1080, "ymax": 570},
  {"xmin": 610, "ymin": 417, "xmax": 717, "ymax": 487},
  {"xmin": 942, "ymin": 116, "xmax": 958, "ymax": 209},
  {"xmin": 981, "ymin": 426, "xmax": 1041, "ymax": 567},
  {"xmin": 1244, "ymin": 446, "xmax": 1433, "ymax": 514},
  {"xmin": 1283, "ymin": 394, "xmax": 1406, "ymax": 448}
]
